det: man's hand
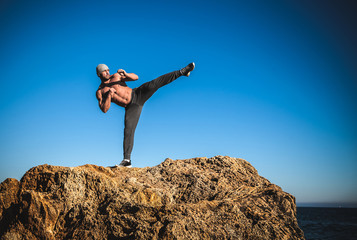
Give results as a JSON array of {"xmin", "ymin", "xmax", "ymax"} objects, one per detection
[
  {"xmin": 116, "ymin": 69, "xmax": 139, "ymax": 81},
  {"xmin": 108, "ymin": 88, "xmax": 116, "ymax": 97},
  {"xmin": 117, "ymin": 69, "xmax": 127, "ymax": 77}
]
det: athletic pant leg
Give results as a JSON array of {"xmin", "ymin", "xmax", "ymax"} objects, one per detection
[
  {"xmin": 123, "ymin": 70, "xmax": 182, "ymax": 160},
  {"xmin": 135, "ymin": 70, "xmax": 182, "ymax": 105},
  {"xmin": 123, "ymin": 102, "xmax": 143, "ymax": 160}
]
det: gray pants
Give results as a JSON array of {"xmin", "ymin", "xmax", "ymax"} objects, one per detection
[{"xmin": 123, "ymin": 70, "xmax": 182, "ymax": 160}]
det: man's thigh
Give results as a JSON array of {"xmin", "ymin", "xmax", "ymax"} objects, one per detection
[
  {"xmin": 124, "ymin": 103, "xmax": 143, "ymax": 130},
  {"xmin": 134, "ymin": 81, "xmax": 157, "ymax": 105}
]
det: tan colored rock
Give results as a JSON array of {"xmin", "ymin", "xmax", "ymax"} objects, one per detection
[{"xmin": 0, "ymin": 156, "xmax": 305, "ymax": 239}]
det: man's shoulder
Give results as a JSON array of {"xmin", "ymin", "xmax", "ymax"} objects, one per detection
[
  {"xmin": 96, "ymin": 88, "xmax": 101, "ymax": 94},
  {"xmin": 96, "ymin": 84, "xmax": 105, "ymax": 97},
  {"xmin": 97, "ymin": 83, "xmax": 105, "ymax": 89},
  {"xmin": 111, "ymin": 73, "xmax": 126, "ymax": 82}
]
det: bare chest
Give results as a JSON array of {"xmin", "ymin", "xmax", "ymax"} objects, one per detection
[
  {"xmin": 100, "ymin": 81, "xmax": 127, "ymax": 92},
  {"xmin": 111, "ymin": 83, "xmax": 128, "ymax": 92}
]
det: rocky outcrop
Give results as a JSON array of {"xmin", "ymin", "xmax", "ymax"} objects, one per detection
[{"xmin": 0, "ymin": 156, "xmax": 304, "ymax": 239}]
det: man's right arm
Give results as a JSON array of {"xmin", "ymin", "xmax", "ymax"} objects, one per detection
[
  {"xmin": 117, "ymin": 69, "xmax": 139, "ymax": 81},
  {"xmin": 96, "ymin": 89, "xmax": 113, "ymax": 113}
]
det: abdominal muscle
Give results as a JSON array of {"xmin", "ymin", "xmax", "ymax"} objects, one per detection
[{"xmin": 111, "ymin": 85, "xmax": 132, "ymax": 107}]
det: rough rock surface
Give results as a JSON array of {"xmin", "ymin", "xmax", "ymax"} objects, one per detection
[{"xmin": 0, "ymin": 156, "xmax": 305, "ymax": 239}]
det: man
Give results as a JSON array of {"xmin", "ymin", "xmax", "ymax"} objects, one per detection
[{"xmin": 96, "ymin": 62, "xmax": 195, "ymax": 167}]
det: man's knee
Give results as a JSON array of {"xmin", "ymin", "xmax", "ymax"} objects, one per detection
[{"xmin": 124, "ymin": 124, "xmax": 135, "ymax": 134}]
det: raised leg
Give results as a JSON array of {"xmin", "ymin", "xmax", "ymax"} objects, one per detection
[{"xmin": 134, "ymin": 70, "xmax": 182, "ymax": 105}]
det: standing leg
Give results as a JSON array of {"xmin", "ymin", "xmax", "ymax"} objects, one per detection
[{"xmin": 121, "ymin": 102, "xmax": 143, "ymax": 166}]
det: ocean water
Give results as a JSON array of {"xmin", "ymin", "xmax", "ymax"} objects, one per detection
[{"xmin": 297, "ymin": 207, "xmax": 357, "ymax": 240}]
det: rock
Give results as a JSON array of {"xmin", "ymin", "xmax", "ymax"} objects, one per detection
[{"xmin": 0, "ymin": 156, "xmax": 305, "ymax": 239}]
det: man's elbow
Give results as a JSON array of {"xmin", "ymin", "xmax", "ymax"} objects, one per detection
[
  {"xmin": 99, "ymin": 105, "xmax": 109, "ymax": 113},
  {"xmin": 128, "ymin": 73, "xmax": 139, "ymax": 81},
  {"xmin": 103, "ymin": 106, "xmax": 110, "ymax": 113},
  {"xmin": 129, "ymin": 76, "xmax": 139, "ymax": 81}
]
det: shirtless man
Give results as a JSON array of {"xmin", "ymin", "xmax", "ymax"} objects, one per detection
[{"xmin": 96, "ymin": 63, "xmax": 195, "ymax": 167}]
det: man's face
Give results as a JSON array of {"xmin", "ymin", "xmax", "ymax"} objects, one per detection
[{"xmin": 100, "ymin": 69, "xmax": 110, "ymax": 80}]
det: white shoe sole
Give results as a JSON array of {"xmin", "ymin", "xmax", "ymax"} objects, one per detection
[{"xmin": 115, "ymin": 164, "xmax": 132, "ymax": 168}]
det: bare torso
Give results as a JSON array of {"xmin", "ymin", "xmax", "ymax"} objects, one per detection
[{"xmin": 97, "ymin": 73, "xmax": 133, "ymax": 108}]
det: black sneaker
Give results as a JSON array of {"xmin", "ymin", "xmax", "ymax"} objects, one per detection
[
  {"xmin": 116, "ymin": 159, "xmax": 132, "ymax": 168},
  {"xmin": 180, "ymin": 62, "xmax": 195, "ymax": 77}
]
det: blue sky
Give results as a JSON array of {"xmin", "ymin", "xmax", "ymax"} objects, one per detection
[{"xmin": 1, "ymin": 0, "xmax": 356, "ymax": 206}]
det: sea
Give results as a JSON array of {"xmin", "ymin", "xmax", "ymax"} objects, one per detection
[{"xmin": 297, "ymin": 207, "xmax": 357, "ymax": 240}]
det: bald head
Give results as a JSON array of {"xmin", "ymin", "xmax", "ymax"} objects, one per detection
[{"xmin": 96, "ymin": 64, "xmax": 109, "ymax": 77}]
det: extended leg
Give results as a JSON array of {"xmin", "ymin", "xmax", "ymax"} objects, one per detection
[
  {"xmin": 135, "ymin": 63, "xmax": 195, "ymax": 105},
  {"xmin": 134, "ymin": 70, "xmax": 181, "ymax": 105}
]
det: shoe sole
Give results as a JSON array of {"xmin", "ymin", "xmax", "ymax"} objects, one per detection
[
  {"xmin": 185, "ymin": 62, "xmax": 195, "ymax": 77},
  {"xmin": 114, "ymin": 164, "xmax": 132, "ymax": 168}
]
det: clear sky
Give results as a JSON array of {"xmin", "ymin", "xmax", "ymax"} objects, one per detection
[{"xmin": 1, "ymin": 0, "xmax": 356, "ymax": 207}]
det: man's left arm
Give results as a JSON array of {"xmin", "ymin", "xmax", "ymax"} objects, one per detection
[{"xmin": 117, "ymin": 69, "xmax": 139, "ymax": 81}]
